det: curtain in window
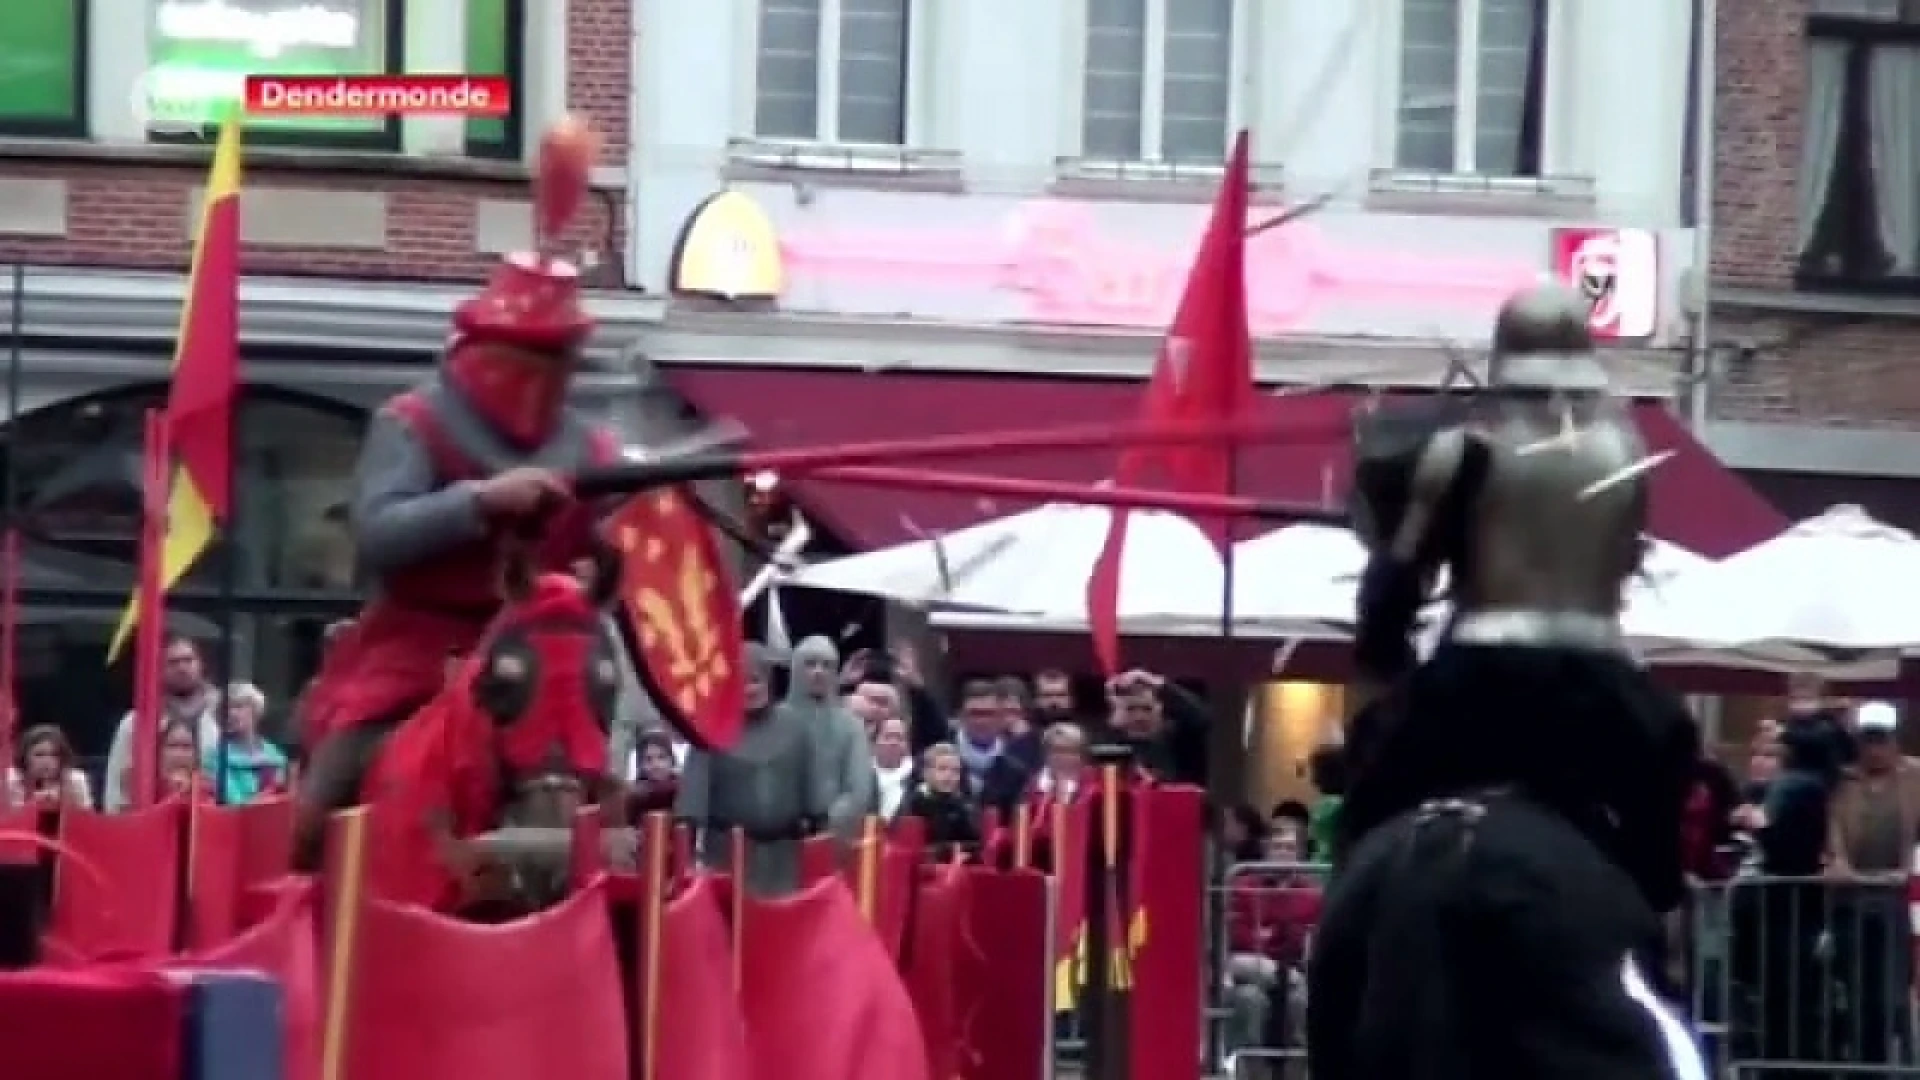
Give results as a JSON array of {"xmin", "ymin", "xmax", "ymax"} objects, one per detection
[
  {"xmin": 1083, "ymin": 0, "xmax": 1146, "ymax": 159},
  {"xmin": 1397, "ymin": 0, "xmax": 1460, "ymax": 171},
  {"xmin": 838, "ymin": 0, "xmax": 908, "ymax": 144},
  {"xmin": 1161, "ymin": 0, "xmax": 1232, "ymax": 161},
  {"xmin": 756, "ymin": 0, "xmax": 823, "ymax": 139},
  {"xmin": 1868, "ymin": 45, "xmax": 1920, "ymax": 274},
  {"xmin": 1797, "ymin": 40, "xmax": 1848, "ymax": 257}
]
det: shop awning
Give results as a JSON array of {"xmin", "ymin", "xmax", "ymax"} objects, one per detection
[{"xmin": 665, "ymin": 367, "xmax": 1785, "ymax": 558}]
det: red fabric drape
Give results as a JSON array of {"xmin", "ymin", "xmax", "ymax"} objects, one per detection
[
  {"xmin": 342, "ymin": 877, "xmax": 628, "ymax": 1080},
  {"xmin": 651, "ymin": 878, "xmax": 750, "ymax": 1080},
  {"xmin": 172, "ymin": 879, "xmax": 320, "ymax": 1080},
  {"xmin": 740, "ymin": 880, "xmax": 928, "ymax": 1080},
  {"xmin": 51, "ymin": 805, "xmax": 181, "ymax": 958},
  {"xmin": 0, "ymin": 967, "xmax": 185, "ymax": 1080},
  {"xmin": 1126, "ymin": 786, "xmax": 1206, "ymax": 1080},
  {"xmin": 184, "ymin": 799, "xmax": 296, "ymax": 948},
  {"xmin": 903, "ymin": 863, "xmax": 968, "ymax": 1080},
  {"xmin": 963, "ymin": 868, "xmax": 1052, "ymax": 1080}
]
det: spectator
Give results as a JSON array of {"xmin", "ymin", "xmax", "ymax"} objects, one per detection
[
  {"xmin": 901, "ymin": 743, "xmax": 980, "ymax": 858},
  {"xmin": 104, "ymin": 636, "xmax": 221, "ymax": 811},
  {"xmin": 871, "ymin": 715, "xmax": 915, "ymax": 820},
  {"xmin": 1026, "ymin": 722, "xmax": 1089, "ymax": 811},
  {"xmin": 1030, "ymin": 668, "xmax": 1078, "ymax": 728},
  {"xmin": 629, "ymin": 731, "xmax": 681, "ymax": 816},
  {"xmin": 848, "ymin": 681, "xmax": 903, "ymax": 741},
  {"xmin": 953, "ymin": 679, "xmax": 1025, "ymax": 810},
  {"xmin": 1305, "ymin": 745, "xmax": 1347, "ymax": 863},
  {"xmin": 1270, "ymin": 799, "xmax": 1312, "ymax": 841},
  {"xmin": 1743, "ymin": 732, "xmax": 1783, "ymax": 804},
  {"xmin": 1224, "ymin": 817, "xmax": 1323, "ymax": 1057},
  {"xmin": 995, "ymin": 675, "xmax": 1044, "ymax": 772},
  {"xmin": 206, "ymin": 682, "xmax": 290, "ymax": 805},
  {"xmin": 1823, "ymin": 701, "xmax": 1919, "ymax": 1071},
  {"xmin": 1680, "ymin": 748, "xmax": 1741, "ymax": 882},
  {"xmin": 1219, "ymin": 803, "xmax": 1268, "ymax": 863},
  {"xmin": 841, "ymin": 644, "xmax": 947, "ymax": 755},
  {"xmin": 1100, "ymin": 669, "xmax": 1208, "ymax": 786},
  {"xmin": 5, "ymin": 725, "xmax": 92, "ymax": 810},
  {"xmin": 158, "ymin": 719, "xmax": 213, "ymax": 803}
]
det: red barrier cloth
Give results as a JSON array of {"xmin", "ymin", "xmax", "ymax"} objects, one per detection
[
  {"xmin": 172, "ymin": 879, "xmax": 320, "ymax": 1080},
  {"xmin": 740, "ymin": 880, "xmax": 928, "ymax": 1080},
  {"xmin": 651, "ymin": 878, "xmax": 750, "ymax": 1080},
  {"xmin": 904, "ymin": 864, "xmax": 968, "ymax": 1080},
  {"xmin": 343, "ymin": 877, "xmax": 628, "ymax": 1080},
  {"xmin": 52, "ymin": 804, "xmax": 181, "ymax": 958},
  {"xmin": 877, "ymin": 841, "xmax": 918, "ymax": 963},
  {"xmin": 798, "ymin": 835, "xmax": 840, "ymax": 886},
  {"xmin": 0, "ymin": 966, "xmax": 184, "ymax": 1080},
  {"xmin": 1127, "ymin": 786, "xmax": 1206, "ymax": 1080},
  {"xmin": 964, "ymin": 868, "xmax": 1051, "ymax": 1080}
]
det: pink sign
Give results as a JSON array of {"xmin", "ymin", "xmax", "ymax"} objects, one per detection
[
  {"xmin": 775, "ymin": 200, "xmax": 1543, "ymax": 333},
  {"xmin": 1552, "ymin": 228, "xmax": 1660, "ymax": 341}
]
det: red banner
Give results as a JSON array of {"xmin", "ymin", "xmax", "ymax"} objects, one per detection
[
  {"xmin": 740, "ymin": 879, "xmax": 928, "ymax": 1080},
  {"xmin": 172, "ymin": 879, "xmax": 320, "ymax": 1080},
  {"xmin": 652, "ymin": 878, "xmax": 750, "ymax": 1080},
  {"xmin": 0, "ymin": 966, "xmax": 184, "ymax": 1080},
  {"xmin": 340, "ymin": 877, "xmax": 628, "ymax": 1080},
  {"xmin": 1127, "ymin": 786, "xmax": 1206, "ymax": 1080},
  {"xmin": 1040, "ymin": 795, "xmax": 1091, "ymax": 1011},
  {"xmin": 51, "ymin": 804, "xmax": 181, "ymax": 958},
  {"xmin": 963, "ymin": 868, "xmax": 1051, "ymax": 1080}
]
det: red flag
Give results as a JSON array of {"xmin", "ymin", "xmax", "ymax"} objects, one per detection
[{"xmin": 1086, "ymin": 132, "xmax": 1254, "ymax": 673}]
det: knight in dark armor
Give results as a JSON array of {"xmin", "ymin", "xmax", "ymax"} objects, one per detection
[
  {"xmin": 295, "ymin": 117, "xmax": 621, "ymax": 851},
  {"xmin": 1305, "ymin": 286, "xmax": 1709, "ymax": 1080}
]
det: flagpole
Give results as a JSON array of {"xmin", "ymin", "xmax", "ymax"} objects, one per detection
[
  {"xmin": 213, "ymin": 395, "xmax": 240, "ymax": 804},
  {"xmin": 0, "ymin": 264, "xmax": 23, "ymax": 765}
]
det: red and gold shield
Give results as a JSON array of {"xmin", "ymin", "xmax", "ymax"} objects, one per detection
[{"xmin": 602, "ymin": 487, "xmax": 746, "ymax": 751}]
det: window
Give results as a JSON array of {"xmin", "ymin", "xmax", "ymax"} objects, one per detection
[
  {"xmin": 464, "ymin": 0, "xmax": 524, "ymax": 158},
  {"xmin": 0, "ymin": 0, "xmax": 87, "ymax": 137},
  {"xmin": 146, "ymin": 0, "xmax": 404, "ymax": 149},
  {"xmin": 1798, "ymin": 0, "xmax": 1920, "ymax": 289},
  {"xmin": 754, "ymin": 0, "xmax": 912, "ymax": 145},
  {"xmin": 1080, "ymin": 0, "xmax": 1235, "ymax": 163},
  {"xmin": 1395, "ymin": 0, "xmax": 1548, "ymax": 176}
]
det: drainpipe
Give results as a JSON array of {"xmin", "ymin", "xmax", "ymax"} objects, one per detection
[{"xmin": 1688, "ymin": 0, "xmax": 1717, "ymax": 432}]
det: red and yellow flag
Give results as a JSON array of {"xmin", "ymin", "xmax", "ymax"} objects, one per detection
[{"xmin": 109, "ymin": 113, "xmax": 243, "ymax": 661}]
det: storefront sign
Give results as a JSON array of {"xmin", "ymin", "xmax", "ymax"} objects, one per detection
[
  {"xmin": 776, "ymin": 200, "xmax": 1543, "ymax": 334},
  {"xmin": 671, "ymin": 191, "xmax": 785, "ymax": 301},
  {"xmin": 1552, "ymin": 227, "xmax": 1660, "ymax": 340},
  {"xmin": 155, "ymin": 0, "xmax": 360, "ymax": 56}
]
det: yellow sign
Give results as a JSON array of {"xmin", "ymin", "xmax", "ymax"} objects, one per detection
[{"xmin": 669, "ymin": 190, "xmax": 785, "ymax": 301}]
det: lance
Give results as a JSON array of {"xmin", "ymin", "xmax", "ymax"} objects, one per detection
[
  {"xmin": 579, "ymin": 413, "xmax": 1351, "ymax": 500},
  {"xmin": 804, "ymin": 464, "xmax": 1345, "ymax": 524}
]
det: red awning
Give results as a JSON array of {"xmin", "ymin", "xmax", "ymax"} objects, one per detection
[{"xmin": 665, "ymin": 367, "xmax": 1785, "ymax": 558}]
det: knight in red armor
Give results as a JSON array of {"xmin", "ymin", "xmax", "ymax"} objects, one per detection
[{"xmin": 294, "ymin": 117, "xmax": 618, "ymax": 845}]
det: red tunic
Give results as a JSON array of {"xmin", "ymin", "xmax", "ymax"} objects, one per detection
[{"xmin": 299, "ymin": 390, "xmax": 618, "ymax": 745}]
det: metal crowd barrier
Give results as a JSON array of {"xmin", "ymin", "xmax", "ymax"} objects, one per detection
[
  {"xmin": 1171, "ymin": 863, "xmax": 1920, "ymax": 1079},
  {"xmin": 1690, "ymin": 872, "xmax": 1920, "ymax": 1078},
  {"xmin": 1203, "ymin": 860, "xmax": 1329, "ymax": 1079}
]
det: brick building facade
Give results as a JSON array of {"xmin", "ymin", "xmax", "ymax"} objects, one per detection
[
  {"xmin": 0, "ymin": 0, "xmax": 631, "ymax": 284},
  {"xmin": 1709, "ymin": 0, "xmax": 1920, "ymax": 526}
]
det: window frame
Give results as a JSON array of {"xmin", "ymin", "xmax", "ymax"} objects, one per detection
[
  {"xmin": 147, "ymin": 0, "xmax": 406, "ymax": 151},
  {"xmin": 463, "ymin": 0, "xmax": 526, "ymax": 160},
  {"xmin": 739, "ymin": 0, "xmax": 935, "ymax": 150},
  {"xmin": 0, "ymin": 0, "xmax": 91, "ymax": 139},
  {"xmin": 1795, "ymin": 11, "xmax": 1920, "ymax": 294},
  {"xmin": 1060, "ymin": 0, "xmax": 1251, "ymax": 167},
  {"xmin": 1377, "ymin": 0, "xmax": 1575, "ymax": 182}
]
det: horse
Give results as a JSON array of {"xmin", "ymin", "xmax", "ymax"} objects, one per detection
[{"xmin": 295, "ymin": 540, "xmax": 634, "ymax": 920}]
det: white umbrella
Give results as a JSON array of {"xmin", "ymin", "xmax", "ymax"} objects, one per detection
[
  {"xmin": 1224, "ymin": 523, "xmax": 1371, "ymax": 632},
  {"xmin": 786, "ymin": 503, "xmax": 1226, "ymax": 623},
  {"xmin": 1633, "ymin": 505, "xmax": 1920, "ymax": 652}
]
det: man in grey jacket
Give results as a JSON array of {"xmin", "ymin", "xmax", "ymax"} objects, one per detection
[{"xmin": 785, "ymin": 635, "xmax": 875, "ymax": 840}]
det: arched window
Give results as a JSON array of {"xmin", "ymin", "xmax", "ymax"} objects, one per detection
[{"xmin": 0, "ymin": 386, "xmax": 368, "ymax": 758}]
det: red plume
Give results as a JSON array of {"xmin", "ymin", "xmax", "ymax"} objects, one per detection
[{"xmin": 534, "ymin": 114, "xmax": 599, "ymax": 251}]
